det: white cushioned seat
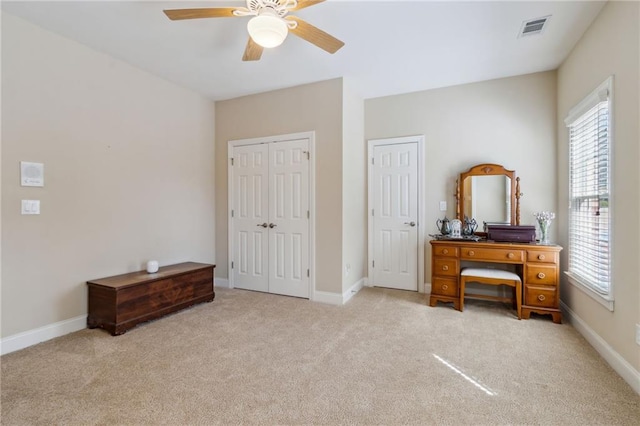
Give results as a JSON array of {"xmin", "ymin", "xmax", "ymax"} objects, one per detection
[
  {"xmin": 461, "ymin": 268, "xmax": 521, "ymax": 281},
  {"xmin": 460, "ymin": 267, "xmax": 522, "ymax": 319}
]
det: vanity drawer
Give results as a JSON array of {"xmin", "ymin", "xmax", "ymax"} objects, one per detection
[
  {"xmin": 433, "ymin": 245, "xmax": 459, "ymax": 257},
  {"xmin": 432, "ymin": 277, "xmax": 458, "ymax": 297},
  {"xmin": 527, "ymin": 250, "xmax": 558, "ymax": 264},
  {"xmin": 461, "ymin": 247, "xmax": 524, "ymax": 263},
  {"xmin": 433, "ymin": 258, "xmax": 458, "ymax": 276},
  {"xmin": 524, "ymin": 285, "xmax": 557, "ymax": 308},
  {"xmin": 525, "ymin": 264, "xmax": 557, "ymax": 286}
]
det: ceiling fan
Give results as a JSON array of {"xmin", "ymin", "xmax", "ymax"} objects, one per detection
[{"xmin": 163, "ymin": 0, "xmax": 345, "ymax": 61}]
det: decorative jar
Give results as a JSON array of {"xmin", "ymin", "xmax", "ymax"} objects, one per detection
[{"xmin": 146, "ymin": 260, "xmax": 159, "ymax": 273}]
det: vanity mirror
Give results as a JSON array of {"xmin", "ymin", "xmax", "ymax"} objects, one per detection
[{"xmin": 455, "ymin": 163, "xmax": 521, "ymax": 229}]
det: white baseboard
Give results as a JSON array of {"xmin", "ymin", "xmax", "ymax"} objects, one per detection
[
  {"xmin": 314, "ymin": 277, "xmax": 366, "ymax": 305},
  {"xmin": 312, "ymin": 290, "xmax": 343, "ymax": 305},
  {"xmin": 342, "ymin": 277, "xmax": 365, "ymax": 303},
  {"xmin": 366, "ymin": 279, "xmax": 429, "ymax": 294},
  {"xmin": 219, "ymin": 276, "xmax": 362, "ymax": 305},
  {"xmin": 215, "ymin": 277, "xmax": 230, "ymax": 288},
  {"xmin": 1, "ymin": 315, "xmax": 86, "ymax": 356},
  {"xmin": 561, "ymin": 301, "xmax": 640, "ymax": 395}
]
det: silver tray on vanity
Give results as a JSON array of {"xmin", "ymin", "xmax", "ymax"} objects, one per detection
[{"xmin": 429, "ymin": 234, "xmax": 483, "ymax": 242}]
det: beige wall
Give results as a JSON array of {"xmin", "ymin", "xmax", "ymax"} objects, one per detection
[
  {"xmin": 557, "ymin": 1, "xmax": 640, "ymax": 371},
  {"xmin": 1, "ymin": 14, "xmax": 216, "ymax": 337},
  {"xmin": 341, "ymin": 79, "xmax": 366, "ymax": 292},
  {"xmin": 215, "ymin": 79, "xmax": 344, "ymax": 294},
  {"xmin": 365, "ymin": 71, "xmax": 558, "ymax": 285}
]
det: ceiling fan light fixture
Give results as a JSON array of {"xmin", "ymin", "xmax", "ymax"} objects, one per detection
[{"xmin": 247, "ymin": 14, "xmax": 288, "ymax": 48}]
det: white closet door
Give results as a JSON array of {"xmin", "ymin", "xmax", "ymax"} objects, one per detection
[
  {"xmin": 268, "ymin": 139, "xmax": 310, "ymax": 298},
  {"xmin": 372, "ymin": 142, "xmax": 418, "ymax": 291},
  {"xmin": 232, "ymin": 143, "xmax": 269, "ymax": 293},
  {"xmin": 231, "ymin": 138, "xmax": 310, "ymax": 298}
]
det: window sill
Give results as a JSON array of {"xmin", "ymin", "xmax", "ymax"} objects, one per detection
[{"xmin": 564, "ymin": 271, "xmax": 614, "ymax": 311}]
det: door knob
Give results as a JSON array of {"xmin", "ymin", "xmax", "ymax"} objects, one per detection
[
  {"xmin": 404, "ymin": 221, "xmax": 416, "ymax": 227},
  {"xmin": 257, "ymin": 223, "xmax": 268, "ymax": 228},
  {"xmin": 269, "ymin": 223, "xmax": 277, "ymax": 228}
]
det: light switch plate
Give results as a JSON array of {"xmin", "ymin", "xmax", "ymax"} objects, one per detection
[
  {"xmin": 21, "ymin": 200, "xmax": 40, "ymax": 215},
  {"xmin": 439, "ymin": 201, "xmax": 447, "ymax": 211}
]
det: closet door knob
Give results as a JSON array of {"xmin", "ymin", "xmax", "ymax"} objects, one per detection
[
  {"xmin": 257, "ymin": 223, "xmax": 268, "ymax": 228},
  {"xmin": 269, "ymin": 223, "xmax": 277, "ymax": 228}
]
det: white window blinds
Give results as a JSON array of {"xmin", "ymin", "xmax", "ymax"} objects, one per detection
[{"xmin": 565, "ymin": 77, "xmax": 612, "ymax": 296}]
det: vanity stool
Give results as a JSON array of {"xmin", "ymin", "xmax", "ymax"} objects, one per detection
[{"xmin": 459, "ymin": 267, "xmax": 522, "ymax": 319}]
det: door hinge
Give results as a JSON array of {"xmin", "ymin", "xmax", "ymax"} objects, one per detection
[
  {"xmin": 231, "ymin": 261, "xmax": 234, "ymax": 269},
  {"xmin": 307, "ymin": 210, "xmax": 310, "ymax": 219},
  {"xmin": 304, "ymin": 151, "xmax": 310, "ymax": 160},
  {"xmin": 307, "ymin": 269, "xmax": 310, "ymax": 277},
  {"xmin": 231, "ymin": 210, "xmax": 234, "ymax": 218},
  {"xmin": 372, "ymin": 260, "xmax": 375, "ymax": 268},
  {"xmin": 372, "ymin": 209, "xmax": 374, "ymax": 216},
  {"xmin": 371, "ymin": 157, "xmax": 374, "ymax": 165},
  {"xmin": 230, "ymin": 158, "xmax": 234, "ymax": 166}
]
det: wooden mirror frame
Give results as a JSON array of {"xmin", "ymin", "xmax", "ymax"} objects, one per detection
[{"xmin": 455, "ymin": 163, "xmax": 521, "ymax": 226}]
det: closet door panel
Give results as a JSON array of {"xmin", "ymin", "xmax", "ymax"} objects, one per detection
[
  {"xmin": 232, "ymin": 144, "xmax": 269, "ymax": 292},
  {"xmin": 268, "ymin": 139, "xmax": 310, "ymax": 298}
]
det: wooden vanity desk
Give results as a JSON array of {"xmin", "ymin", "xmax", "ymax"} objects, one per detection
[{"xmin": 430, "ymin": 239, "xmax": 562, "ymax": 323}]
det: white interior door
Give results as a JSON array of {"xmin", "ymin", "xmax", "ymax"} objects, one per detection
[
  {"xmin": 231, "ymin": 138, "xmax": 310, "ymax": 298},
  {"xmin": 232, "ymin": 143, "xmax": 269, "ymax": 293},
  {"xmin": 371, "ymin": 142, "xmax": 418, "ymax": 291},
  {"xmin": 268, "ymin": 139, "xmax": 310, "ymax": 298}
]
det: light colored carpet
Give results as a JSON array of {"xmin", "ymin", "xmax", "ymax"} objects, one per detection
[{"xmin": 1, "ymin": 287, "xmax": 639, "ymax": 425}]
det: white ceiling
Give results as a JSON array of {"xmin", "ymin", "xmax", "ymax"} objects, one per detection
[{"xmin": 1, "ymin": 0, "xmax": 606, "ymax": 101}]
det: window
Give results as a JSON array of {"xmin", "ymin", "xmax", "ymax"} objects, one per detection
[{"xmin": 564, "ymin": 77, "xmax": 613, "ymax": 310}]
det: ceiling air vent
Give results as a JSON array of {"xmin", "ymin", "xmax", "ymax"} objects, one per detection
[{"xmin": 519, "ymin": 15, "xmax": 551, "ymax": 37}]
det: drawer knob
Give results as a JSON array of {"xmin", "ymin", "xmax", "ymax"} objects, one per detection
[
  {"xmin": 537, "ymin": 272, "xmax": 546, "ymax": 279},
  {"xmin": 537, "ymin": 294, "xmax": 546, "ymax": 302},
  {"xmin": 507, "ymin": 252, "xmax": 515, "ymax": 259},
  {"xmin": 442, "ymin": 284, "xmax": 449, "ymax": 290},
  {"xmin": 442, "ymin": 249, "xmax": 449, "ymax": 255},
  {"xmin": 442, "ymin": 265, "xmax": 449, "ymax": 271},
  {"xmin": 468, "ymin": 250, "xmax": 475, "ymax": 256},
  {"xmin": 538, "ymin": 254, "xmax": 546, "ymax": 260}
]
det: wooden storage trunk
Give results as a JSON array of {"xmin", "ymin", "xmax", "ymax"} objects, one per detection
[{"xmin": 87, "ymin": 262, "xmax": 215, "ymax": 335}]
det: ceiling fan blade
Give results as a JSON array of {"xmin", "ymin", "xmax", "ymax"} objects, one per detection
[
  {"xmin": 243, "ymin": 37, "xmax": 264, "ymax": 61},
  {"xmin": 290, "ymin": 0, "xmax": 326, "ymax": 11},
  {"xmin": 287, "ymin": 16, "xmax": 344, "ymax": 54},
  {"xmin": 163, "ymin": 8, "xmax": 237, "ymax": 20}
]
